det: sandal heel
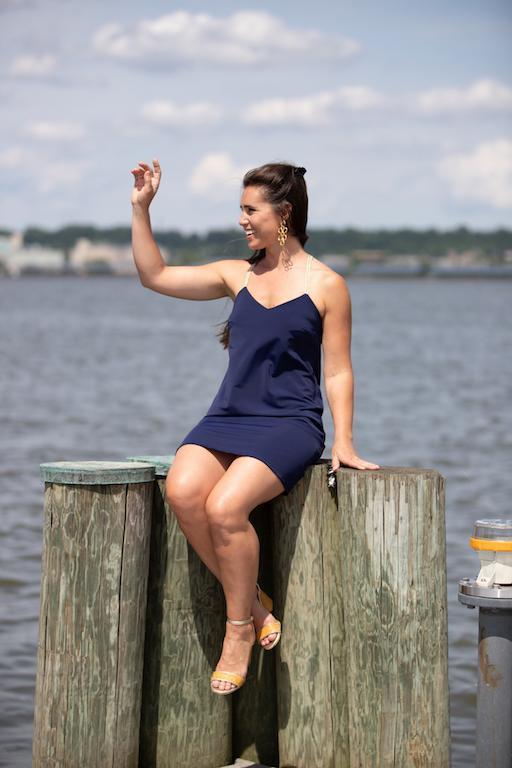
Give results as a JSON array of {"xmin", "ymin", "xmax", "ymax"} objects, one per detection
[
  {"xmin": 256, "ymin": 583, "xmax": 273, "ymax": 612},
  {"xmin": 255, "ymin": 584, "xmax": 281, "ymax": 651}
]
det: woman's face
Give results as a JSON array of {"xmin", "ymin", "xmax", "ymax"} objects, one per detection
[{"xmin": 239, "ymin": 185, "xmax": 285, "ymax": 250}]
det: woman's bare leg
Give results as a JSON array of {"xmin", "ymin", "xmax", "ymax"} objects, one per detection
[
  {"xmin": 165, "ymin": 444, "xmax": 233, "ymax": 577},
  {"xmin": 204, "ymin": 456, "xmax": 285, "ymax": 691},
  {"xmin": 166, "ymin": 445, "xmax": 281, "ymax": 649}
]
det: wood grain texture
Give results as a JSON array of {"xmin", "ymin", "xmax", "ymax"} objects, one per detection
[
  {"xmin": 34, "ymin": 459, "xmax": 449, "ymax": 768},
  {"xmin": 32, "ymin": 479, "xmax": 153, "ymax": 768},
  {"xmin": 138, "ymin": 478, "xmax": 231, "ymax": 768},
  {"xmin": 336, "ymin": 468, "xmax": 450, "ymax": 768},
  {"xmin": 271, "ymin": 461, "xmax": 350, "ymax": 768}
]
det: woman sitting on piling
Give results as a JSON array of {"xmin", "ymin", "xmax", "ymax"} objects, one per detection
[{"xmin": 130, "ymin": 158, "xmax": 379, "ymax": 695}]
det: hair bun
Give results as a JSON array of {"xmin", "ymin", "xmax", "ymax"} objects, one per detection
[{"xmin": 293, "ymin": 166, "xmax": 306, "ymax": 177}]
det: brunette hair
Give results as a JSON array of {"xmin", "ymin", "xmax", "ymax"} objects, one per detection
[{"xmin": 216, "ymin": 162, "xmax": 309, "ymax": 348}]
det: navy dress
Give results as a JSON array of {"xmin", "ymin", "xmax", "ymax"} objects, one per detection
[{"xmin": 176, "ymin": 253, "xmax": 325, "ymax": 495}]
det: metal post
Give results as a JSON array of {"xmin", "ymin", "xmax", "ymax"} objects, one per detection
[{"xmin": 459, "ymin": 517, "xmax": 512, "ymax": 768}]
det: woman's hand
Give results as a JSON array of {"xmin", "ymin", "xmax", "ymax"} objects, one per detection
[
  {"xmin": 331, "ymin": 439, "xmax": 380, "ymax": 471},
  {"xmin": 130, "ymin": 159, "xmax": 161, "ymax": 209}
]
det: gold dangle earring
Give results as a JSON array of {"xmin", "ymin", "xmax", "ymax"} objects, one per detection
[{"xmin": 277, "ymin": 217, "xmax": 293, "ymax": 270}]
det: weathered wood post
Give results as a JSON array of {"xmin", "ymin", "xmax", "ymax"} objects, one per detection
[
  {"xmin": 125, "ymin": 455, "xmax": 235, "ymax": 768},
  {"xmin": 33, "ymin": 461, "xmax": 154, "ymax": 768},
  {"xmin": 272, "ymin": 465, "xmax": 450, "ymax": 768},
  {"xmin": 127, "ymin": 454, "xmax": 279, "ymax": 768},
  {"xmin": 35, "ymin": 456, "xmax": 449, "ymax": 768}
]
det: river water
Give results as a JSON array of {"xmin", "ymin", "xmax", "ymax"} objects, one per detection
[{"xmin": 1, "ymin": 274, "xmax": 511, "ymax": 767}]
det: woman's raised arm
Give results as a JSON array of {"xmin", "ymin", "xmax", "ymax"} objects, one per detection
[{"xmin": 131, "ymin": 159, "xmax": 231, "ymax": 300}]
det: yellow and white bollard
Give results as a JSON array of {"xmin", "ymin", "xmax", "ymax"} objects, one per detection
[
  {"xmin": 459, "ymin": 518, "xmax": 512, "ymax": 768},
  {"xmin": 470, "ymin": 518, "xmax": 512, "ymax": 587}
]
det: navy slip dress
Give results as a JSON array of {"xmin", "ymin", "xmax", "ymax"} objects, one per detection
[{"xmin": 176, "ymin": 253, "xmax": 325, "ymax": 495}]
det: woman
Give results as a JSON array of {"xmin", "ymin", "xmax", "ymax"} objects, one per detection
[{"xmin": 130, "ymin": 159, "xmax": 379, "ymax": 695}]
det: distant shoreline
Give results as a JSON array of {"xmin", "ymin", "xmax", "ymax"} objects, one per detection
[{"xmin": 3, "ymin": 266, "xmax": 512, "ymax": 280}]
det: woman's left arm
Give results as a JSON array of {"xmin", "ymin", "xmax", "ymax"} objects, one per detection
[{"xmin": 321, "ymin": 272, "xmax": 380, "ymax": 471}]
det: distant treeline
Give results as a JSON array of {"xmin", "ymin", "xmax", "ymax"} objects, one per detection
[{"xmin": 17, "ymin": 224, "xmax": 512, "ymax": 262}]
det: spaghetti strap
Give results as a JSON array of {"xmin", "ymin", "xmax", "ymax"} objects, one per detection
[
  {"xmin": 304, "ymin": 253, "xmax": 312, "ymax": 293},
  {"xmin": 243, "ymin": 265, "xmax": 252, "ymax": 288}
]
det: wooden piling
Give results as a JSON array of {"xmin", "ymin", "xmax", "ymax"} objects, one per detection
[
  {"xmin": 271, "ymin": 465, "xmax": 450, "ymax": 768},
  {"xmin": 126, "ymin": 455, "xmax": 278, "ymax": 768},
  {"xmin": 34, "ymin": 457, "xmax": 450, "ymax": 768},
  {"xmin": 128, "ymin": 456, "xmax": 233, "ymax": 768},
  {"xmin": 33, "ymin": 461, "xmax": 154, "ymax": 768},
  {"xmin": 336, "ymin": 468, "xmax": 449, "ymax": 767},
  {"xmin": 271, "ymin": 462, "xmax": 349, "ymax": 767}
]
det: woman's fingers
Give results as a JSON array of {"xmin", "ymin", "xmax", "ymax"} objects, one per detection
[
  {"xmin": 137, "ymin": 159, "xmax": 161, "ymax": 176},
  {"xmin": 131, "ymin": 167, "xmax": 145, "ymax": 190},
  {"xmin": 332, "ymin": 454, "xmax": 380, "ymax": 471},
  {"xmin": 138, "ymin": 160, "xmax": 160, "ymax": 172},
  {"xmin": 130, "ymin": 160, "xmax": 161, "ymax": 204}
]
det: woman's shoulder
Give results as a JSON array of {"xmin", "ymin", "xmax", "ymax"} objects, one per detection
[
  {"xmin": 307, "ymin": 254, "xmax": 349, "ymax": 315},
  {"xmin": 308, "ymin": 254, "xmax": 348, "ymax": 288}
]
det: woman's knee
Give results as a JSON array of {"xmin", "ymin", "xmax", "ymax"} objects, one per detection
[
  {"xmin": 165, "ymin": 445, "xmax": 234, "ymax": 514},
  {"xmin": 204, "ymin": 489, "xmax": 249, "ymax": 535},
  {"xmin": 165, "ymin": 468, "xmax": 206, "ymax": 515}
]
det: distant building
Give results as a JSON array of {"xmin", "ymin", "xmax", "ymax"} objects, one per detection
[
  {"xmin": 441, "ymin": 249, "xmax": 483, "ymax": 265},
  {"xmin": 70, "ymin": 238, "xmax": 135, "ymax": 275},
  {"xmin": 352, "ymin": 249, "xmax": 385, "ymax": 263},
  {"xmin": 320, "ymin": 254, "xmax": 351, "ymax": 274},
  {"xmin": 0, "ymin": 237, "xmax": 65, "ymax": 276},
  {"xmin": 69, "ymin": 238, "xmax": 170, "ymax": 275}
]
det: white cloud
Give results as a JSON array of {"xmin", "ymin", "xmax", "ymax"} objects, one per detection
[
  {"xmin": 0, "ymin": 146, "xmax": 26, "ymax": 168},
  {"xmin": 437, "ymin": 138, "xmax": 512, "ymax": 209},
  {"xmin": 0, "ymin": 144, "xmax": 88, "ymax": 192},
  {"xmin": 37, "ymin": 161, "xmax": 90, "ymax": 193},
  {"xmin": 141, "ymin": 100, "xmax": 222, "ymax": 128},
  {"xmin": 417, "ymin": 78, "xmax": 512, "ymax": 114},
  {"xmin": 25, "ymin": 121, "xmax": 85, "ymax": 141},
  {"xmin": 9, "ymin": 54, "xmax": 57, "ymax": 77},
  {"xmin": 243, "ymin": 86, "xmax": 384, "ymax": 126},
  {"xmin": 335, "ymin": 86, "xmax": 384, "ymax": 110},
  {"xmin": 244, "ymin": 93, "xmax": 335, "ymax": 127},
  {"xmin": 188, "ymin": 152, "xmax": 247, "ymax": 201},
  {"xmin": 92, "ymin": 11, "xmax": 360, "ymax": 66}
]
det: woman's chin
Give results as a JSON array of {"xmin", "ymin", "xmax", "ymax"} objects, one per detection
[{"xmin": 247, "ymin": 237, "xmax": 265, "ymax": 250}]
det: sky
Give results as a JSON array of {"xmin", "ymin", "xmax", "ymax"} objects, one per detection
[{"xmin": 1, "ymin": 0, "xmax": 511, "ymax": 234}]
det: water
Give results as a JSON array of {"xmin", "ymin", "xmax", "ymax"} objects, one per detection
[{"xmin": 1, "ymin": 275, "xmax": 511, "ymax": 767}]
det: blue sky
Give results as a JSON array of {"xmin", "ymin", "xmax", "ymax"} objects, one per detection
[{"xmin": 1, "ymin": 0, "xmax": 511, "ymax": 233}]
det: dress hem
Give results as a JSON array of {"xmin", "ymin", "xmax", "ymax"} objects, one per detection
[{"xmin": 176, "ymin": 439, "xmax": 291, "ymax": 494}]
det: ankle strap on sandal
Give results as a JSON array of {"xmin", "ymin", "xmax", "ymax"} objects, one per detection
[{"xmin": 227, "ymin": 616, "xmax": 253, "ymax": 626}]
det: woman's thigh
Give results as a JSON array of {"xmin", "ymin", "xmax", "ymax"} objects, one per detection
[
  {"xmin": 166, "ymin": 444, "xmax": 237, "ymax": 506},
  {"xmin": 205, "ymin": 456, "xmax": 285, "ymax": 518}
]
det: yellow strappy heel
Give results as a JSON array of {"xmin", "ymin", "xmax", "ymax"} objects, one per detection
[
  {"xmin": 255, "ymin": 583, "xmax": 282, "ymax": 651},
  {"xmin": 210, "ymin": 615, "xmax": 254, "ymax": 695}
]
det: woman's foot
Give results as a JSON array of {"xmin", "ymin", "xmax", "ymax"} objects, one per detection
[
  {"xmin": 211, "ymin": 620, "xmax": 255, "ymax": 693},
  {"xmin": 252, "ymin": 588, "xmax": 279, "ymax": 648}
]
